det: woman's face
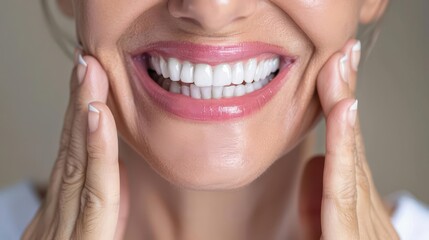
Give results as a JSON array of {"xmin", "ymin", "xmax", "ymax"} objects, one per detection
[{"xmin": 66, "ymin": 0, "xmax": 384, "ymax": 189}]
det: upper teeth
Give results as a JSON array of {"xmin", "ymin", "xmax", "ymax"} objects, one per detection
[{"xmin": 149, "ymin": 55, "xmax": 280, "ymax": 87}]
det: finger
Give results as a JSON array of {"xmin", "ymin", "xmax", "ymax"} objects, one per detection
[
  {"xmin": 321, "ymin": 98, "xmax": 359, "ymax": 239},
  {"xmin": 316, "ymin": 39, "xmax": 373, "ymax": 224},
  {"xmin": 343, "ymin": 43, "xmax": 391, "ymax": 229},
  {"xmin": 74, "ymin": 102, "xmax": 119, "ymax": 239},
  {"xmin": 43, "ymin": 48, "xmax": 83, "ymax": 218},
  {"xmin": 317, "ymin": 39, "xmax": 361, "ymax": 116},
  {"xmin": 56, "ymin": 55, "xmax": 110, "ymax": 238}
]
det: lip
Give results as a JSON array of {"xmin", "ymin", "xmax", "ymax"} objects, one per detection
[{"xmin": 131, "ymin": 41, "xmax": 295, "ymax": 121}]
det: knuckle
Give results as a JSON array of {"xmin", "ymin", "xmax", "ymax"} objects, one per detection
[
  {"xmin": 64, "ymin": 136, "xmax": 87, "ymax": 177},
  {"xmin": 81, "ymin": 185, "xmax": 108, "ymax": 211},
  {"xmin": 324, "ymin": 183, "xmax": 357, "ymax": 211},
  {"xmin": 80, "ymin": 183, "xmax": 120, "ymax": 214},
  {"xmin": 64, "ymin": 154, "xmax": 86, "ymax": 180},
  {"xmin": 59, "ymin": 160, "xmax": 85, "ymax": 204}
]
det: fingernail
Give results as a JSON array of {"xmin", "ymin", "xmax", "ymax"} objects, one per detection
[
  {"xmin": 88, "ymin": 104, "xmax": 100, "ymax": 133},
  {"xmin": 351, "ymin": 41, "xmax": 361, "ymax": 71},
  {"xmin": 339, "ymin": 54, "xmax": 349, "ymax": 83},
  {"xmin": 73, "ymin": 46, "xmax": 83, "ymax": 66},
  {"xmin": 348, "ymin": 99, "xmax": 358, "ymax": 127},
  {"xmin": 77, "ymin": 53, "xmax": 87, "ymax": 84}
]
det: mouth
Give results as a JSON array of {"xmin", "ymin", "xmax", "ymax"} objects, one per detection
[{"xmin": 132, "ymin": 42, "xmax": 295, "ymax": 121}]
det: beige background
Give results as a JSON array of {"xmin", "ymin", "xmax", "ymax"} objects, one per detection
[{"xmin": 1, "ymin": 1, "xmax": 428, "ymax": 202}]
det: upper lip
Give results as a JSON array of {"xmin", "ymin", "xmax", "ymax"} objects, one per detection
[{"xmin": 131, "ymin": 41, "xmax": 295, "ymax": 65}]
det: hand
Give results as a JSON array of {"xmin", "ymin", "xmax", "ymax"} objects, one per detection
[
  {"xmin": 23, "ymin": 50, "xmax": 129, "ymax": 239},
  {"xmin": 312, "ymin": 40, "xmax": 399, "ymax": 239}
]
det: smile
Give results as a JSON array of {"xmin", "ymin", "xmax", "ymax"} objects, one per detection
[
  {"xmin": 149, "ymin": 55, "xmax": 280, "ymax": 99},
  {"xmin": 132, "ymin": 42, "xmax": 295, "ymax": 121}
]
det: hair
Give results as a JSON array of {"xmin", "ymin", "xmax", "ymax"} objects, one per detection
[{"xmin": 41, "ymin": 0, "xmax": 388, "ymax": 63}]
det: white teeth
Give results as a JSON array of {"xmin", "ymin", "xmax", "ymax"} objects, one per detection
[
  {"xmin": 160, "ymin": 57, "xmax": 170, "ymax": 79},
  {"xmin": 261, "ymin": 77, "xmax": 269, "ymax": 87},
  {"xmin": 269, "ymin": 60, "xmax": 275, "ymax": 73},
  {"xmin": 223, "ymin": 86, "xmax": 235, "ymax": 98},
  {"xmin": 254, "ymin": 61, "xmax": 264, "ymax": 82},
  {"xmin": 213, "ymin": 64, "xmax": 232, "ymax": 86},
  {"xmin": 244, "ymin": 58, "xmax": 257, "ymax": 83},
  {"xmin": 157, "ymin": 74, "xmax": 276, "ymax": 99},
  {"xmin": 201, "ymin": 86, "xmax": 212, "ymax": 99},
  {"xmin": 194, "ymin": 64, "xmax": 213, "ymax": 87},
  {"xmin": 212, "ymin": 86, "xmax": 223, "ymax": 99},
  {"xmin": 168, "ymin": 58, "xmax": 181, "ymax": 81},
  {"xmin": 190, "ymin": 84, "xmax": 201, "ymax": 99},
  {"xmin": 180, "ymin": 61, "xmax": 194, "ymax": 83},
  {"xmin": 234, "ymin": 85, "xmax": 245, "ymax": 97},
  {"xmin": 169, "ymin": 81, "xmax": 181, "ymax": 93},
  {"xmin": 148, "ymin": 55, "xmax": 280, "ymax": 88},
  {"xmin": 245, "ymin": 83, "xmax": 254, "ymax": 93},
  {"xmin": 272, "ymin": 58, "xmax": 280, "ymax": 72},
  {"xmin": 231, "ymin": 62, "xmax": 244, "ymax": 85},
  {"xmin": 253, "ymin": 81, "xmax": 262, "ymax": 90},
  {"xmin": 261, "ymin": 60, "xmax": 271, "ymax": 79},
  {"xmin": 181, "ymin": 85, "xmax": 190, "ymax": 96}
]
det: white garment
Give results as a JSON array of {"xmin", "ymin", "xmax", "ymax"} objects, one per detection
[
  {"xmin": 1, "ymin": 182, "xmax": 428, "ymax": 239},
  {"xmin": 0, "ymin": 182, "xmax": 39, "ymax": 240},
  {"xmin": 388, "ymin": 191, "xmax": 429, "ymax": 240}
]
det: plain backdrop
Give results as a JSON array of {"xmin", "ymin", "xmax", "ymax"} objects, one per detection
[{"xmin": 1, "ymin": 1, "xmax": 428, "ymax": 202}]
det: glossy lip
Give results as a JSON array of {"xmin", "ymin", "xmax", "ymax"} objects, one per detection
[{"xmin": 131, "ymin": 41, "xmax": 296, "ymax": 121}]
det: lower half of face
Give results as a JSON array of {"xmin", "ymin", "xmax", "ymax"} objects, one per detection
[{"xmin": 75, "ymin": 0, "xmax": 361, "ymax": 190}]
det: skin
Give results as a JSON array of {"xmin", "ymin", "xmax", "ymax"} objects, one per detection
[{"xmin": 24, "ymin": 0, "xmax": 398, "ymax": 239}]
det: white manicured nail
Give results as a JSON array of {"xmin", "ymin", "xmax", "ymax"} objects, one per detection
[
  {"xmin": 351, "ymin": 41, "xmax": 361, "ymax": 71},
  {"xmin": 77, "ymin": 53, "xmax": 87, "ymax": 84},
  {"xmin": 88, "ymin": 104, "xmax": 100, "ymax": 133},
  {"xmin": 78, "ymin": 53, "xmax": 87, "ymax": 67},
  {"xmin": 348, "ymin": 99, "xmax": 358, "ymax": 127},
  {"xmin": 339, "ymin": 54, "xmax": 348, "ymax": 82}
]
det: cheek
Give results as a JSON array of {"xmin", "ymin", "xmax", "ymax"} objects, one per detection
[
  {"xmin": 75, "ymin": 0, "xmax": 158, "ymax": 52},
  {"xmin": 272, "ymin": 0, "xmax": 361, "ymax": 53}
]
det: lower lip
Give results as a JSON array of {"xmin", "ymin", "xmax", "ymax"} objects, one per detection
[{"xmin": 131, "ymin": 44, "xmax": 294, "ymax": 121}]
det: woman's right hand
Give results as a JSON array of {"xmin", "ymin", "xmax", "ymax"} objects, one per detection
[{"xmin": 22, "ymin": 51, "xmax": 128, "ymax": 240}]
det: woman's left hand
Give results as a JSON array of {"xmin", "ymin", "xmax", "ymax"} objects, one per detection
[{"xmin": 313, "ymin": 39, "xmax": 399, "ymax": 239}]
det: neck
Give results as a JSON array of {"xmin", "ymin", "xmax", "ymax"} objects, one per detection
[{"xmin": 119, "ymin": 134, "xmax": 317, "ymax": 240}]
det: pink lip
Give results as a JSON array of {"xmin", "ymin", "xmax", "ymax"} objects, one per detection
[{"xmin": 131, "ymin": 41, "xmax": 295, "ymax": 121}]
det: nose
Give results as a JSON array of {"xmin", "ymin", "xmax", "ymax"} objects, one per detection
[{"xmin": 168, "ymin": 0, "xmax": 257, "ymax": 32}]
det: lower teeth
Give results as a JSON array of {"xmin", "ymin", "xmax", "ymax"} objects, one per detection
[{"xmin": 149, "ymin": 70, "xmax": 276, "ymax": 99}]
